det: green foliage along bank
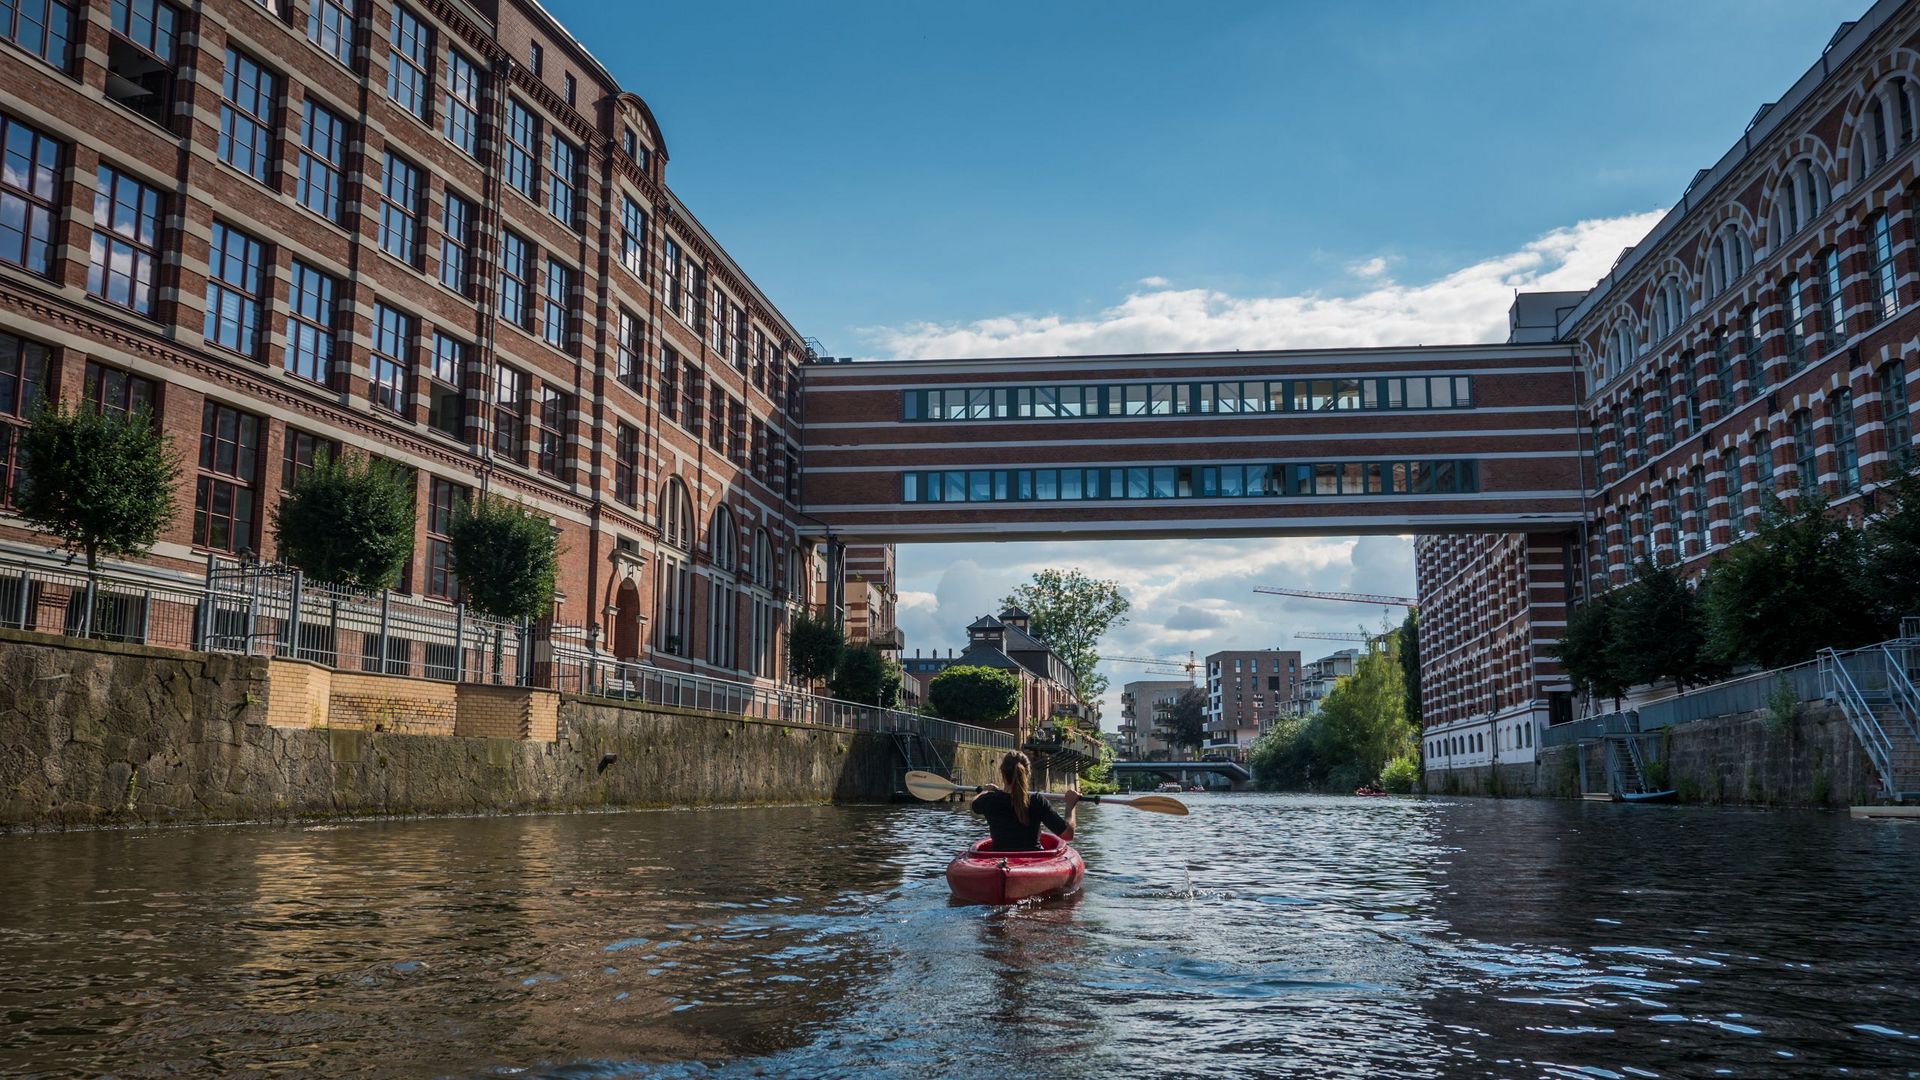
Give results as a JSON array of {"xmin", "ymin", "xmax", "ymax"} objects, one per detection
[
  {"xmin": 1249, "ymin": 626, "xmax": 1415, "ymax": 792},
  {"xmin": 927, "ymin": 665, "xmax": 1022, "ymax": 727}
]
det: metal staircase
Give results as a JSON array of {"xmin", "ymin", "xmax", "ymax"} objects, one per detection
[
  {"xmin": 1820, "ymin": 646, "xmax": 1920, "ymax": 803},
  {"xmin": 890, "ymin": 729, "xmax": 957, "ymax": 801}
]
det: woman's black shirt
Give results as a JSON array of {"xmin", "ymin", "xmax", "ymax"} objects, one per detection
[{"xmin": 972, "ymin": 790, "xmax": 1068, "ymax": 851}]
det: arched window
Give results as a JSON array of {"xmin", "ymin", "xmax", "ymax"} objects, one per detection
[
  {"xmin": 1768, "ymin": 159, "xmax": 1831, "ymax": 247},
  {"xmin": 1852, "ymin": 77, "xmax": 1917, "ymax": 181},
  {"xmin": 1605, "ymin": 322, "xmax": 1637, "ymax": 380},
  {"xmin": 660, "ymin": 478, "xmax": 693, "ymax": 551},
  {"xmin": 1705, "ymin": 223, "xmax": 1752, "ymax": 296},
  {"xmin": 1650, "ymin": 277, "xmax": 1686, "ymax": 342},
  {"xmin": 748, "ymin": 529, "xmax": 778, "ymax": 678},
  {"xmin": 707, "ymin": 506, "xmax": 739, "ymax": 669}
]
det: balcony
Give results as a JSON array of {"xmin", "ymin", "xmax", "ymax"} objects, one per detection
[{"xmin": 865, "ymin": 625, "xmax": 906, "ymax": 650}]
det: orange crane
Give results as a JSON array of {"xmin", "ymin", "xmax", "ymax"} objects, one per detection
[{"xmin": 1253, "ymin": 586, "xmax": 1416, "ymax": 607}]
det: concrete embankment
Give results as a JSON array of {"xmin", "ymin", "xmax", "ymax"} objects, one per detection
[
  {"xmin": 0, "ymin": 630, "xmax": 1005, "ymax": 832},
  {"xmin": 1422, "ymin": 703, "xmax": 1882, "ymax": 808}
]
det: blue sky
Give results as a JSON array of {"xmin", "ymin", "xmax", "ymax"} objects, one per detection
[{"xmin": 548, "ymin": 0, "xmax": 1869, "ymax": 717}]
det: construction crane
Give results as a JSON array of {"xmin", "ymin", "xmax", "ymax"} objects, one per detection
[
  {"xmin": 1253, "ymin": 587, "xmax": 1416, "ymax": 607},
  {"xmin": 1292, "ymin": 631, "xmax": 1372, "ymax": 643},
  {"xmin": 1099, "ymin": 652, "xmax": 1201, "ymax": 681}
]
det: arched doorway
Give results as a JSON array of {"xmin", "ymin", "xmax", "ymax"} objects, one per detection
[{"xmin": 612, "ymin": 579, "xmax": 642, "ymax": 660}]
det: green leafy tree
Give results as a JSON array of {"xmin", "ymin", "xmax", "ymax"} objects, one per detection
[
  {"xmin": 1609, "ymin": 559, "xmax": 1718, "ymax": 693},
  {"xmin": 1164, "ymin": 685, "xmax": 1208, "ymax": 753},
  {"xmin": 447, "ymin": 494, "xmax": 558, "ymax": 620},
  {"xmin": 1310, "ymin": 631, "xmax": 1412, "ymax": 789},
  {"xmin": 828, "ymin": 643, "xmax": 896, "ymax": 706},
  {"xmin": 1000, "ymin": 568, "xmax": 1130, "ymax": 703},
  {"xmin": 1248, "ymin": 715, "xmax": 1313, "ymax": 789},
  {"xmin": 1863, "ymin": 473, "xmax": 1920, "ymax": 635},
  {"xmin": 1398, "ymin": 607, "xmax": 1421, "ymax": 727},
  {"xmin": 787, "ymin": 609, "xmax": 844, "ymax": 686},
  {"xmin": 1079, "ymin": 740, "xmax": 1120, "ymax": 795},
  {"xmin": 271, "ymin": 452, "xmax": 415, "ymax": 589},
  {"xmin": 1704, "ymin": 493, "xmax": 1877, "ymax": 669},
  {"xmin": 1556, "ymin": 591, "xmax": 1628, "ymax": 707},
  {"xmin": 927, "ymin": 664, "xmax": 1022, "ymax": 727},
  {"xmin": 16, "ymin": 402, "xmax": 178, "ymax": 633}
]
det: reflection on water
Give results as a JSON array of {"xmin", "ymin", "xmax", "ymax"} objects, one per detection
[{"xmin": 2, "ymin": 797, "xmax": 1918, "ymax": 1077}]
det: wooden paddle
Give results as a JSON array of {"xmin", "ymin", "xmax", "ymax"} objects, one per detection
[{"xmin": 904, "ymin": 770, "xmax": 1189, "ymax": 816}]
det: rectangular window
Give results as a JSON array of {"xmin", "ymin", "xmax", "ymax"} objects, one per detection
[
  {"xmin": 218, "ymin": 48, "xmax": 276, "ymax": 182},
  {"xmin": 439, "ymin": 190, "xmax": 473, "ymax": 294},
  {"xmin": 615, "ymin": 423, "xmax": 638, "ymax": 505},
  {"xmin": 497, "ymin": 230, "xmax": 532, "ymax": 327},
  {"xmin": 1792, "ymin": 409, "xmax": 1817, "ymax": 493},
  {"xmin": 368, "ymin": 303, "xmax": 411, "ymax": 414},
  {"xmin": 1871, "ymin": 212, "xmax": 1898, "ymax": 322},
  {"xmin": 1784, "ymin": 276, "xmax": 1811, "ymax": 369},
  {"xmin": 1726, "ymin": 441, "xmax": 1746, "ymax": 536},
  {"xmin": 281, "ymin": 428, "xmax": 335, "ymax": 489},
  {"xmin": 88, "ymin": 164, "xmax": 162, "ymax": 315},
  {"xmin": 425, "ymin": 477, "xmax": 463, "ymax": 599},
  {"xmin": 0, "ymin": 332, "xmax": 47, "ymax": 501},
  {"xmin": 546, "ymin": 134, "xmax": 579, "ymax": 226},
  {"xmin": 379, "ymin": 152, "xmax": 421, "ymax": 263},
  {"xmin": 193, "ymin": 400, "xmax": 261, "ymax": 554},
  {"xmin": 1742, "ymin": 305, "xmax": 1764, "ymax": 391},
  {"xmin": 305, "ymin": 0, "xmax": 353, "ymax": 66},
  {"xmin": 663, "ymin": 238, "xmax": 683, "ymax": 320},
  {"xmin": 662, "ymin": 348, "xmax": 682, "ymax": 424},
  {"xmin": 203, "ymin": 222, "xmax": 265, "ymax": 356},
  {"xmin": 1822, "ymin": 247, "xmax": 1845, "ymax": 343},
  {"xmin": 492, "ymin": 364, "xmax": 525, "ymax": 457},
  {"xmin": 295, "ymin": 99, "xmax": 347, "ymax": 221},
  {"xmin": 284, "ymin": 259, "xmax": 335, "ymax": 384},
  {"xmin": 731, "ymin": 305, "xmax": 747, "ymax": 367},
  {"xmin": 443, "ymin": 47, "xmax": 480, "ymax": 156},
  {"xmin": 562, "ymin": 72, "xmax": 575, "ymax": 106},
  {"xmin": 709, "ymin": 387, "xmax": 726, "ymax": 453},
  {"xmin": 616, "ymin": 309, "xmax": 643, "ymax": 389},
  {"xmin": 1, "ymin": 0, "xmax": 74, "ymax": 69},
  {"xmin": 385, "ymin": 5, "xmax": 430, "ymax": 120},
  {"xmin": 504, "ymin": 99, "xmax": 538, "ymax": 199},
  {"xmin": 83, "ymin": 359, "xmax": 152, "ymax": 418},
  {"xmin": 537, "ymin": 386, "xmax": 567, "ymax": 477},
  {"xmin": 107, "ymin": 0, "xmax": 178, "ymax": 127},
  {"xmin": 1753, "ymin": 430, "xmax": 1774, "ymax": 495},
  {"xmin": 427, "ymin": 332, "xmax": 463, "ymax": 439},
  {"xmin": 685, "ymin": 365, "xmax": 703, "ymax": 437},
  {"xmin": 527, "ymin": 40, "xmax": 541, "ymax": 75},
  {"xmin": 620, "ymin": 197, "xmax": 647, "ymax": 277},
  {"xmin": 1884, "ymin": 363, "xmax": 1913, "ymax": 471},
  {"xmin": 1713, "ymin": 329, "xmax": 1736, "ymax": 411},
  {"xmin": 542, "ymin": 258, "xmax": 572, "ymax": 350},
  {"xmin": 1834, "ymin": 388, "xmax": 1860, "ymax": 491},
  {"xmin": 0, "ymin": 112, "xmax": 60, "ymax": 276}
]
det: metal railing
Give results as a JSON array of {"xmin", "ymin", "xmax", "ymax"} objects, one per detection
[
  {"xmin": 0, "ymin": 554, "xmax": 203, "ymax": 648},
  {"xmin": 1821, "ymin": 648, "xmax": 1897, "ymax": 796},
  {"xmin": 551, "ymin": 652, "xmax": 1017, "ymax": 750}
]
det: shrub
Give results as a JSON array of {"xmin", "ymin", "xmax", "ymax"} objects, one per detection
[
  {"xmin": 1380, "ymin": 753, "xmax": 1420, "ymax": 794},
  {"xmin": 927, "ymin": 665, "xmax": 1022, "ymax": 726},
  {"xmin": 787, "ymin": 609, "xmax": 844, "ymax": 685},
  {"xmin": 447, "ymin": 494, "xmax": 558, "ymax": 620},
  {"xmin": 828, "ymin": 643, "xmax": 895, "ymax": 706},
  {"xmin": 272, "ymin": 452, "xmax": 415, "ymax": 588}
]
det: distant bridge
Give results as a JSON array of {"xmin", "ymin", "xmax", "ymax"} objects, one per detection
[{"xmin": 1112, "ymin": 760, "xmax": 1252, "ymax": 786}]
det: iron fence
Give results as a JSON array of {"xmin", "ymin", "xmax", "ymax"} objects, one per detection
[{"xmin": 0, "ymin": 554, "xmax": 203, "ymax": 648}]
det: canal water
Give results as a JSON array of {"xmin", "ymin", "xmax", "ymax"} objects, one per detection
[{"xmin": 3, "ymin": 795, "xmax": 1919, "ymax": 1078}]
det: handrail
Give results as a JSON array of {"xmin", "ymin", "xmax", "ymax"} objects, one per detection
[
  {"xmin": 1822, "ymin": 648, "xmax": 1896, "ymax": 796},
  {"xmin": 1622, "ymin": 734, "xmax": 1651, "ymax": 794},
  {"xmin": 1879, "ymin": 644, "xmax": 1920, "ymax": 743}
]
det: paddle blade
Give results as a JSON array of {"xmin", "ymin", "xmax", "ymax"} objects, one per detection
[
  {"xmin": 904, "ymin": 770, "xmax": 966, "ymax": 802},
  {"xmin": 1107, "ymin": 794, "xmax": 1189, "ymax": 816}
]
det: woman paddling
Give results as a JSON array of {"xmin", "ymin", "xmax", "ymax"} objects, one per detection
[{"xmin": 970, "ymin": 751, "xmax": 1079, "ymax": 851}]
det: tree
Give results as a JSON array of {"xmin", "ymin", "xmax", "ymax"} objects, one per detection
[
  {"xmin": 447, "ymin": 494, "xmax": 558, "ymax": 620},
  {"xmin": 1703, "ymin": 493, "xmax": 1876, "ymax": 670},
  {"xmin": 1164, "ymin": 686, "xmax": 1208, "ymax": 754},
  {"xmin": 1248, "ymin": 715, "xmax": 1313, "ymax": 789},
  {"xmin": 1609, "ymin": 559, "xmax": 1718, "ymax": 693},
  {"xmin": 271, "ymin": 452, "xmax": 415, "ymax": 589},
  {"xmin": 1310, "ymin": 631, "xmax": 1412, "ymax": 790},
  {"xmin": 1398, "ymin": 607, "xmax": 1421, "ymax": 727},
  {"xmin": 1000, "ymin": 568, "xmax": 1130, "ymax": 703},
  {"xmin": 1863, "ymin": 473, "xmax": 1920, "ymax": 636},
  {"xmin": 15, "ymin": 402, "xmax": 177, "ymax": 633},
  {"xmin": 829, "ymin": 643, "xmax": 896, "ymax": 706},
  {"xmin": 787, "ymin": 609, "xmax": 844, "ymax": 686},
  {"xmin": 927, "ymin": 664, "xmax": 1022, "ymax": 727},
  {"xmin": 1556, "ymin": 591, "xmax": 1628, "ymax": 707}
]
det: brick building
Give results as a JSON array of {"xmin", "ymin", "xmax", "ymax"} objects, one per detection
[
  {"xmin": 1421, "ymin": 0, "xmax": 1920, "ymax": 773},
  {"xmin": 0, "ymin": 0, "xmax": 833, "ymax": 685},
  {"xmin": 1205, "ymin": 649, "xmax": 1299, "ymax": 755}
]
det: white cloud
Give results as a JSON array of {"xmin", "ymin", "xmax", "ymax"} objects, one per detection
[{"xmin": 880, "ymin": 211, "xmax": 1664, "ymax": 728}]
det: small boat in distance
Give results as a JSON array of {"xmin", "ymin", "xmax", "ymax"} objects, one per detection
[
  {"xmin": 1619, "ymin": 789, "xmax": 1679, "ymax": 803},
  {"xmin": 1156, "ymin": 781, "xmax": 1182, "ymax": 793}
]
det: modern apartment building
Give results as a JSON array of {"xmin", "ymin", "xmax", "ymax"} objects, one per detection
[
  {"xmin": 1205, "ymin": 649, "xmax": 1300, "ymax": 755},
  {"xmin": 1118, "ymin": 677, "xmax": 1189, "ymax": 758},
  {"xmin": 0, "ymin": 0, "xmax": 831, "ymax": 684},
  {"xmin": 1276, "ymin": 648, "xmax": 1358, "ymax": 725},
  {"xmin": 1420, "ymin": 0, "xmax": 1920, "ymax": 773}
]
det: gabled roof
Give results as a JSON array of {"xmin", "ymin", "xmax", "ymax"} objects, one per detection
[
  {"xmin": 967, "ymin": 615, "xmax": 1004, "ymax": 632},
  {"xmin": 999, "ymin": 606, "xmax": 1030, "ymax": 620}
]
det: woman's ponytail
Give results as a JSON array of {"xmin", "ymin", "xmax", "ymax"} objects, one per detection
[{"xmin": 1001, "ymin": 751, "xmax": 1032, "ymax": 825}]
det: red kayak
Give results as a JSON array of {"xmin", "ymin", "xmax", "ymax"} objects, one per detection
[{"xmin": 945, "ymin": 833, "xmax": 1085, "ymax": 905}]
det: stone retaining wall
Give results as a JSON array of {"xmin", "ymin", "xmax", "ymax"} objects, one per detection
[
  {"xmin": 0, "ymin": 630, "xmax": 1008, "ymax": 831},
  {"xmin": 1422, "ymin": 703, "xmax": 1882, "ymax": 807}
]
